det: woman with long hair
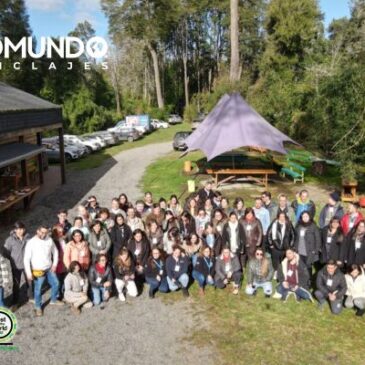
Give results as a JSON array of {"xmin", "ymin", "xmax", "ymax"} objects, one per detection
[
  {"xmin": 179, "ymin": 211, "xmax": 196, "ymax": 240},
  {"xmin": 192, "ymin": 246, "xmax": 215, "ymax": 295},
  {"xmin": 146, "ymin": 219, "xmax": 164, "ymax": 250},
  {"xmin": 212, "ymin": 209, "xmax": 227, "ymax": 235},
  {"xmin": 118, "ymin": 193, "xmax": 129, "ymax": 213},
  {"xmin": 344, "ymin": 220, "xmax": 365, "ymax": 267},
  {"xmin": 64, "ymin": 229, "xmax": 91, "ymax": 272},
  {"xmin": 345, "ymin": 264, "xmax": 365, "ymax": 316},
  {"xmin": 202, "ymin": 223, "xmax": 223, "ymax": 258},
  {"xmin": 182, "ymin": 232, "xmax": 202, "ymax": 266},
  {"xmin": 233, "ymin": 197, "xmax": 245, "ymax": 219},
  {"xmin": 163, "ymin": 227, "xmax": 183, "ymax": 255},
  {"xmin": 127, "ymin": 229, "xmax": 151, "ymax": 277},
  {"xmin": 320, "ymin": 217, "xmax": 344, "ymax": 267},
  {"xmin": 89, "ymin": 220, "xmax": 112, "ymax": 262},
  {"xmin": 51, "ymin": 225, "xmax": 67, "ymax": 299},
  {"xmin": 145, "ymin": 248, "xmax": 169, "ymax": 298},
  {"xmin": 168, "ymin": 194, "xmax": 183, "ymax": 217},
  {"xmin": 110, "ymin": 214, "xmax": 132, "ymax": 260}
]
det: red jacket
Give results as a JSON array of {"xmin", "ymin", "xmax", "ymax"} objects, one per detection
[{"xmin": 341, "ymin": 213, "xmax": 364, "ymax": 235}]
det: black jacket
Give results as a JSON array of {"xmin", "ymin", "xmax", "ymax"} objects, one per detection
[
  {"xmin": 197, "ymin": 188, "xmax": 215, "ymax": 207},
  {"xmin": 267, "ymin": 220, "xmax": 295, "ymax": 251},
  {"xmin": 194, "ymin": 256, "xmax": 215, "ymax": 278},
  {"xmin": 110, "ymin": 223, "xmax": 132, "ymax": 259},
  {"xmin": 127, "ymin": 239, "xmax": 151, "ymax": 267},
  {"xmin": 202, "ymin": 233, "xmax": 223, "ymax": 258},
  {"xmin": 294, "ymin": 222, "xmax": 321, "ymax": 265},
  {"xmin": 222, "ymin": 222, "xmax": 246, "ymax": 255},
  {"xmin": 166, "ymin": 255, "xmax": 189, "ymax": 280},
  {"xmin": 319, "ymin": 204, "xmax": 344, "ymax": 229},
  {"xmin": 319, "ymin": 227, "xmax": 344, "ymax": 264},
  {"xmin": 113, "ymin": 260, "xmax": 135, "ymax": 280},
  {"xmin": 88, "ymin": 264, "xmax": 113, "ymax": 288},
  {"xmin": 344, "ymin": 232, "xmax": 365, "ymax": 266},
  {"xmin": 316, "ymin": 267, "xmax": 347, "ymax": 300},
  {"xmin": 145, "ymin": 257, "xmax": 166, "ymax": 279},
  {"xmin": 178, "ymin": 219, "xmax": 196, "ymax": 239}
]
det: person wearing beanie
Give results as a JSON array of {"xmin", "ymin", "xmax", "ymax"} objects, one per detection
[{"xmin": 319, "ymin": 191, "xmax": 344, "ymax": 229}]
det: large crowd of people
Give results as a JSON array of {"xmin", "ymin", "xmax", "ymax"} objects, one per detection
[{"xmin": 1, "ymin": 181, "xmax": 365, "ymax": 319}]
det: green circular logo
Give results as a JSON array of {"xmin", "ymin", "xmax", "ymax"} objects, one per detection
[{"xmin": 0, "ymin": 308, "xmax": 17, "ymax": 343}]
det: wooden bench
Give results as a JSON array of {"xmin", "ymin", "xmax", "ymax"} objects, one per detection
[
  {"xmin": 206, "ymin": 168, "xmax": 277, "ymax": 189},
  {"xmin": 281, "ymin": 161, "xmax": 306, "ymax": 183}
]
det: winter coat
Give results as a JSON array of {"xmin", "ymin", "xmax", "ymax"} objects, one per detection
[
  {"xmin": 146, "ymin": 228, "xmax": 164, "ymax": 250},
  {"xmin": 222, "ymin": 222, "xmax": 246, "ymax": 255},
  {"xmin": 247, "ymin": 254, "xmax": 274, "ymax": 284},
  {"xmin": 166, "ymin": 255, "xmax": 189, "ymax": 280},
  {"xmin": 127, "ymin": 239, "xmax": 151, "ymax": 267},
  {"xmin": 63, "ymin": 240, "xmax": 91, "ymax": 271},
  {"xmin": 345, "ymin": 273, "xmax": 365, "ymax": 299},
  {"xmin": 214, "ymin": 253, "xmax": 241, "ymax": 282},
  {"xmin": 64, "ymin": 272, "xmax": 88, "ymax": 295},
  {"xmin": 240, "ymin": 218, "xmax": 262, "ymax": 257},
  {"xmin": 344, "ymin": 232, "xmax": 365, "ymax": 266},
  {"xmin": 144, "ymin": 257, "xmax": 166, "ymax": 280},
  {"xmin": 341, "ymin": 213, "xmax": 364, "ymax": 235},
  {"xmin": 110, "ymin": 223, "xmax": 132, "ymax": 259},
  {"xmin": 197, "ymin": 188, "xmax": 215, "ymax": 207},
  {"xmin": 88, "ymin": 229, "xmax": 111, "ymax": 261},
  {"xmin": 113, "ymin": 259, "xmax": 136, "ymax": 280},
  {"xmin": 319, "ymin": 227, "xmax": 344, "ymax": 264},
  {"xmin": 267, "ymin": 220, "xmax": 295, "ymax": 251},
  {"xmin": 277, "ymin": 254, "xmax": 310, "ymax": 289},
  {"xmin": 178, "ymin": 219, "xmax": 196, "ymax": 239},
  {"xmin": 202, "ymin": 233, "xmax": 223, "ymax": 258},
  {"xmin": 294, "ymin": 222, "xmax": 321, "ymax": 265},
  {"xmin": 291, "ymin": 199, "xmax": 316, "ymax": 222},
  {"xmin": 319, "ymin": 203, "xmax": 345, "ymax": 229},
  {"xmin": 194, "ymin": 256, "xmax": 215, "ymax": 278},
  {"xmin": 88, "ymin": 264, "xmax": 113, "ymax": 288},
  {"xmin": 3, "ymin": 231, "xmax": 30, "ymax": 270},
  {"xmin": 316, "ymin": 266, "xmax": 347, "ymax": 300}
]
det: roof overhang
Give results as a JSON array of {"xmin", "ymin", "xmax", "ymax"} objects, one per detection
[{"xmin": 0, "ymin": 143, "xmax": 45, "ymax": 169}]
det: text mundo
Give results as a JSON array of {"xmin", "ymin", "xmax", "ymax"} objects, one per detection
[{"xmin": 0, "ymin": 36, "xmax": 109, "ymax": 70}]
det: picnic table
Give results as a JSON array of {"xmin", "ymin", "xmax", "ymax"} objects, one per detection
[
  {"xmin": 0, "ymin": 185, "xmax": 40, "ymax": 213},
  {"xmin": 206, "ymin": 168, "xmax": 277, "ymax": 189}
]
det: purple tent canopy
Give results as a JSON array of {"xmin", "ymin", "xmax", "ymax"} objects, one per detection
[{"xmin": 185, "ymin": 93, "xmax": 299, "ymax": 161}]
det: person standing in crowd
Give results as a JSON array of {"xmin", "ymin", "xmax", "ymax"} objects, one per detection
[
  {"xmin": 245, "ymin": 248, "xmax": 274, "ymax": 297},
  {"xmin": 88, "ymin": 253, "xmax": 113, "ymax": 309},
  {"xmin": 212, "ymin": 209, "xmax": 227, "ymax": 235},
  {"xmin": 274, "ymin": 248, "xmax": 313, "ymax": 302},
  {"xmin": 24, "ymin": 225, "xmax": 63, "ymax": 317},
  {"xmin": 110, "ymin": 214, "xmax": 132, "ymax": 260},
  {"xmin": 198, "ymin": 181, "xmax": 215, "ymax": 207},
  {"xmin": 162, "ymin": 210, "xmax": 179, "ymax": 233},
  {"xmin": 126, "ymin": 205, "xmax": 145, "ymax": 232},
  {"xmin": 341, "ymin": 202, "xmax": 364, "ymax": 236},
  {"xmin": 214, "ymin": 247, "xmax": 242, "ymax": 295},
  {"xmin": 89, "ymin": 220, "xmax": 111, "ymax": 262},
  {"xmin": 164, "ymin": 227, "xmax": 183, "ymax": 255},
  {"xmin": 118, "ymin": 193, "xmax": 129, "ymax": 213},
  {"xmin": 185, "ymin": 194, "xmax": 199, "ymax": 217},
  {"xmin": 127, "ymin": 229, "xmax": 150, "ymax": 279},
  {"xmin": 146, "ymin": 203, "xmax": 165, "ymax": 227},
  {"xmin": 232, "ymin": 198, "xmax": 245, "ymax": 219},
  {"xmin": 315, "ymin": 260, "xmax": 347, "ymax": 314},
  {"xmin": 179, "ymin": 211, "xmax": 196, "ymax": 240},
  {"xmin": 85, "ymin": 196, "xmax": 100, "ymax": 220},
  {"xmin": 292, "ymin": 190, "xmax": 316, "ymax": 223},
  {"xmin": 294, "ymin": 211, "xmax": 321, "ymax": 279},
  {"xmin": 182, "ymin": 233, "xmax": 202, "ymax": 265},
  {"xmin": 113, "ymin": 248, "xmax": 138, "ymax": 301},
  {"xmin": 253, "ymin": 198, "xmax": 270, "ymax": 235},
  {"xmin": 267, "ymin": 212, "xmax": 295, "ymax": 277},
  {"xmin": 166, "ymin": 245, "xmax": 190, "ymax": 297},
  {"xmin": 273, "ymin": 194, "xmax": 295, "ymax": 223},
  {"xmin": 0, "ymin": 249, "xmax": 11, "ymax": 308},
  {"xmin": 202, "ymin": 223, "xmax": 223, "ymax": 258},
  {"xmin": 51, "ymin": 225, "xmax": 67, "ymax": 300},
  {"xmin": 64, "ymin": 261, "xmax": 93, "ymax": 314},
  {"xmin": 77, "ymin": 205, "xmax": 90, "ymax": 227},
  {"xmin": 261, "ymin": 191, "xmax": 278, "ymax": 222},
  {"xmin": 344, "ymin": 264, "xmax": 365, "ymax": 316},
  {"xmin": 68, "ymin": 216, "xmax": 90, "ymax": 241},
  {"xmin": 320, "ymin": 218, "xmax": 344, "ymax": 267},
  {"xmin": 192, "ymin": 246, "xmax": 215, "ymax": 295},
  {"xmin": 110, "ymin": 197, "xmax": 126, "ymax": 219},
  {"xmin": 64, "ymin": 230, "xmax": 91, "ymax": 272},
  {"xmin": 319, "ymin": 192, "xmax": 344, "ymax": 229},
  {"xmin": 146, "ymin": 220, "xmax": 164, "ymax": 250},
  {"xmin": 97, "ymin": 208, "xmax": 114, "ymax": 232},
  {"xmin": 195, "ymin": 208, "xmax": 211, "ymax": 237},
  {"xmin": 144, "ymin": 192, "xmax": 154, "ymax": 213},
  {"xmin": 3, "ymin": 221, "xmax": 31, "ymax": 307},
  {"xmin": 220, "ymin": 197, "xmax": 230, "ymax": 216},
  {"xmin": 145, "ymin": 248, "xmax": 169, "ymax": 298},
  {"xmin": 168, "ymin": 195, "xmax": 183, "ymax": 217},
  {"xmin": 55, "ymin": 209, "xmax": 72, "ymax": 235},
  {"xmin": 344, "ymin": 220, "xmax": 365, "ymax": 268},
  {"xmin": 204, "ymin": 199, "xmax": 214, "ymax": 218},
  {"xmin": 240, "ymin": 208, "xmax": 263, "ymax": 266},
  {"xmin": 222, "ymin": 212, "xmax": 246, "ymax": 267}
]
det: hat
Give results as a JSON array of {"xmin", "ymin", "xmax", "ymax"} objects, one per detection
[{"xmin": 330, "ymin": 191, "xmax": 341, "ymax": 202}]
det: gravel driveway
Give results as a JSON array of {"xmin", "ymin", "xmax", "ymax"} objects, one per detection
[{"xmin": 1, "ymin": 142, "xmax": 215, "ymax": 365}]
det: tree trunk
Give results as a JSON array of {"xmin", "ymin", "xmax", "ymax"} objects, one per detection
[
  {"xmin": 147, "ymin": 43, "xmax": 164, "ymax": 109},
  {"xmin": 183, "ymin": 52, "xmax": 189, "ymax": 107},
  {"xmin": 230, "ymin": 0, "xmax": 240, "ymax": 83}
]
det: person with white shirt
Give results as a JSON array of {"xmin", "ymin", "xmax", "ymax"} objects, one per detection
[
  {"xmin": 345, "ymin": 264, "xmax": 365, "ymax": 317},
  {"xmin": 24, "ymin": 225, "xmax": 64, "ymax": 317},
  {"xmin": 253, "ymin": 198, "xmax": 270, "ymax": 235}
]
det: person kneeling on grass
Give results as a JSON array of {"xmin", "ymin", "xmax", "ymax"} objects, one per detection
[
  {"xmin": 245, "ymin": 248, "xmax": 274, "ymax": 298},
  {"xmin": 214, "ymin": 247, "xmax": 242, "ymax": 295},
  {"xmin": 88, "ymin": 253, "xmax": 113, "ymax": 309},
  {"xmin": 315, "ymin": 260, "xmax": 347, "ymax": 315},
  {"xmin": 192, "ymin": 246, "xmax": 215, "ymax": 296},
  {"xmin": 113, "ymin": 248, "xmax": 138, "ymax": 302},
  {"xmin": 145, "ymin": 248, "xmax": 169, "ymax": 298},
  {"xmin": 273, "ymin": 248, "xmax": 313, "ymax": 302},
  {"xmin": 166, "ymin": 245, "xmax": 190, "ymax": 297},
  {"xmin": 64, "ymin": 261, "xmax": 93, "ymax": 314},
  {"xmin": 344, "ymin": 264, "xmax": 365, "ymax": 317}
]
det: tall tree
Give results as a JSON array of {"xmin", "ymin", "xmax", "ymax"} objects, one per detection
[{"xmin": 229, "ymin": 0, "xmax": 240, "ymax": 82}]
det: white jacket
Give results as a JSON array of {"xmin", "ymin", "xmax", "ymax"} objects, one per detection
[
  {"xmin": 24, "ymin": 235, "xmax": 59, "ymax": 277},
  {"xmin": 345, "ymin": 273, "xmax": 365, "ymax": 299}
]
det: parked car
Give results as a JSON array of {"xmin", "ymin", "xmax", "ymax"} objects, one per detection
[
  {"xmin": 191, "ymin": 113, "xmax": 207, "ymax": 130},
  {"xmin": 109, "ymin": 122, "xmax": 147, "ymax": 136},
  {"xmin": 115, "ymin": 127, "xmax": 140, "ymax": 142},
  {"xmin": 43, "ymin": 143, "xmax": 79, "ymax": 163},
  {"xmin": 64, "ymin": 135, "xmax": 101, "ymax": 152},
  {"xmin": 173, "ymin": 131, "xmax": 191, "ymax": 151},
  {"xmin": 84, "ymin": 134, "xmax": 107, "ymax": 148},
  {"xmin": 168, "ymin": 114, "xmax": 183, "ymax": 125},
  {"xmin": 90, "ymin": 131, "xmax": 118, "ymax": 146},
  {"xmin": 152, "ymin": 119, "xmax": 169, "ymax": 129}
]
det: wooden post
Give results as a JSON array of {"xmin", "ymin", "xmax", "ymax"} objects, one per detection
[
  {"xmin": 58, "ymin": 127, "xmax": 66, "ymax": 184},
  {"xmin": 36, "ymin": 132, "xmax": 44, "ymax": 184},
  {"xmin": 21, "ymin": 159, "xmax": 30, "ymax": 208}
]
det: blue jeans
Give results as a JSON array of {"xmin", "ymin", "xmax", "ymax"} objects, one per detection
[
  {"xmin": 145, "ymin": 277, "xmax": 169, "ymax": 294},
  {"xmin": 34, "ymin": 271, "xmax": 60, "ymax": 309},
  {"xmin": 0, "ymin": 287, "xmax": 4, "ymax": 307},
  {"xmin": 92, "ymin": 286, "xmax": 107, "ymax": 306},
  {"xmin": 192, "ymin": 270, "xmax": 214, "ymax": 288},
  {"xmin": 245, "ymin": 281, "xmax": 272, "ymax": 296},
  {"xmin": 167, "ymin": 274, "xmax": 189, "ymax": 291},
  {"xmin": 277, "ymin": 283, "xmax": 313, "ymax": 302}
]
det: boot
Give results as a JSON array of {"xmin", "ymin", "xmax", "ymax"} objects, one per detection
[
  {"xmin": 182, "ymin": 288, "xmax": 189, "ymax": 298},
  {"xmin": 149, "ymin": 288, "xmax": 155, "ymax": 299}
]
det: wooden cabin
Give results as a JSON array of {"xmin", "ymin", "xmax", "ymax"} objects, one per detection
[{"xmin": 0, "ymin": 82, "xmax": 66, "ymax": 214}]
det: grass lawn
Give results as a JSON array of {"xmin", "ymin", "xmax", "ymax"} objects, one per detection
[
  {"xmin": 141, "ymin": 151, "xmax": 365, "ymax": 365},
  {"xmin": 66, "ymin": 122, "xmax": 191, "ymax": 170}
]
